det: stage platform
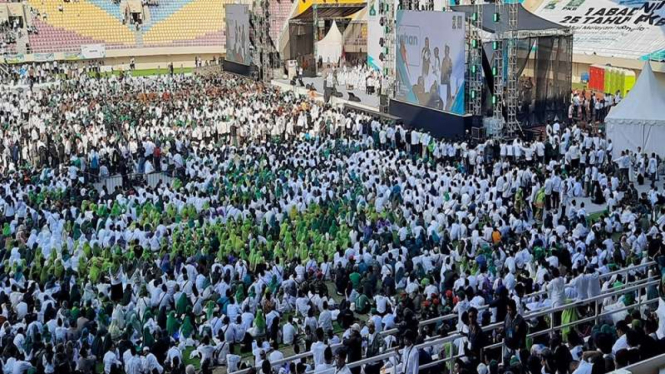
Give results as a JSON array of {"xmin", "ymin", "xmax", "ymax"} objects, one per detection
[{"xmin": 273, "ymin": 76, "xmax": 381, "ymax": 112}]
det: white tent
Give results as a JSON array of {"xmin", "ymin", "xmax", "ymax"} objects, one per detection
[
  {"xmin": 606, "ymin": 61, "xmax": 665, "ymax": 157},
  {"xmin": 316, "ymin": 21, "xmax": 343, "ymax": 65}
]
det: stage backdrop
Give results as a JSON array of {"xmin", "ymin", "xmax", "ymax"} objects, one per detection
[
  {"xmin": 368, "ymin": 0, "xmax": 449, "ymax": 72},
  {"xmin": 395, "ymin": 10, "xmax": 466, "ymax": 115},
  {"xmin": 534, "ymin": 0, "xmax": 665, "ymax": 61},
  {"xmin": 225, "ymin": 4, "xmax": 252, "ymax": 66}
]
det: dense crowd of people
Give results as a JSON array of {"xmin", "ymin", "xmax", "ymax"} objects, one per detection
[
  {"xmin": 0, "ymin": 66, "xmax": 663, "ymax": 374},
  {"xmin": 0, "ymin": 60, "xmax": 106, "ymax": 88}
]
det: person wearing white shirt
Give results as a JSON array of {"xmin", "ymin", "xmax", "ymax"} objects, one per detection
[
  {"xmin": 373, "ymin": 292, "xmax": 390, "ymax": 315},
  {"xmin": 103, "ymin": 344, "xmax": 122, "ymax": 374},
  {"xmin": 400, "ymin": 330, "xmax": 419, "ymax": 374},
  {"xmin": 241, "ymin": 306, "xmax": 254, "ymax": 331},
  {"xmin": 123, "ymin": 349, "xmax": 144, "ymax": 374},
  {"xmin": 165, "ymin": 345, "xmax": 183, "ymax": 369},
  {"xmin": 193, "ymin": 336, "xmax": 217, "ymax": 367},
  {"xmin": 332, "ymin": 349, "xmax": 353, "ymax": 374},
  {"xmin": 282, "ymin": 317, "xmax": 297, "ymax": 345},
  {"xmin": 311, "ymin": 328, "xmax": 328, "ymax": 368},
  {"xmin": 572, "ymin": 358, "xmax": 593, "ymax": 374},
  {"xmin": 10, "ymin": 360, "xmax": 32, "ymax": 374},
  {"xmin": 318, "ymin": 302, "xmax": 333, "ymax": 333},
  {"xmin": 268, "ymin": 341, "xmax": 284, "ymax": 363},
  {"xmin": 572, "ymin": 269, "xmax": 589, "ymax": 301},
  {"xmin": 142, "ymin": 348, "xmax": 164, "ymax": 374},
  {"xmin": 648, "ymin": 153, "xmax": 658, "ymax": 182},
  {"xmin": 612, "ymin": 321, "xmax": 630, "ymax": 354},
  {"xmin": 546, "ymin": 269, "xmax": 566, "ymax": 308}
]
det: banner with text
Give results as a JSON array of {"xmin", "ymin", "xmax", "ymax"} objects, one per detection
[
  {"xmin": 534, "ymin": 0, "xmax": 665, "ymax": 60},
  {"xmin": 395, "ymin": 10, "xmax": 466, "ymax": 114},
  {"xmin": 81, "ymin": 44, "xmax": 107, "ymax": 59}
]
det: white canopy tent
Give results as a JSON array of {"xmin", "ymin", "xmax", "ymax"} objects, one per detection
[
  {"xmin": 605, "ymin": 61, "xmax": 665, "ymax": 158},
  {"xmin": 316, "ymin": 21, "xmax": 343, "ymax": 66}
]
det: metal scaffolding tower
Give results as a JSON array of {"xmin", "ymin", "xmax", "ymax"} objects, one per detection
[
  {"xmin": 492, "ymin": 0, "xmax": 504, "ymax": 135},
  {"xmin": 312, "ymin": 4, "xmax": 319, "ymax": 76},
  {"xmin": 250, "ymin": 0, "xmax": 274, "ymax": 82},
  {"xmin": 380, "ymin": 0, "xmax": 397, "ymax": 112},
  {"xmin": 505, "ymin": 0, "xmax": 521, "ymax": 138},
  {"xmin": 468, "ymin": 0, "xmax": 483, "ymax": 118}
]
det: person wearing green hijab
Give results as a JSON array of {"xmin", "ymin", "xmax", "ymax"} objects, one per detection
[
  {"xmin": 254, "ymin": 309, "xmax": 266, "ymax": 336},
  {"xmin": 143, "ymin": 326, "xmax": 156, "ymax": 349},
  {"xmin": 175, "ymin": 291, "xmax": 189, "ymax": 315},
  {"xmin": 205, "ymin": 300, "xmax": 217, "ymax": 322},
  {"xmin": 166, "ymin": 311, "xmax": 180, "ymax": 337},
  {"xmin": 179, "ymin": 315, "xmax": 195, "ymax": 339}
]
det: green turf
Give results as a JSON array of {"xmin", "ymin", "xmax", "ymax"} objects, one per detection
[
  {"xmin": 183, "ymin": 347, "xmax": 200, "ymax": 368},
  {"xmin": 87, "ymin": 67, "xmax": 194, "ymax": 78},
  {"xmin": 588, "ymin": 211, "xmax": 604, "ymax": 223}
]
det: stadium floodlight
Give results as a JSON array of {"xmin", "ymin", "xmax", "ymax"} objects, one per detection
[{"xmin": 493, "ymin": 12, "xmax": 500, "ymax": 22}]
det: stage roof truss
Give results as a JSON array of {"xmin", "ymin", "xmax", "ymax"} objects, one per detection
[{"xmin": 291, "ymin": 3, "xmax": 366, "ymax": 24}]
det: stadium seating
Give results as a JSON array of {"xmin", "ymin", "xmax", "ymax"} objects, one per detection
[
  {"xmin": 25, "ymin": 0, "xmax": 227, "ymax": 53},
  {"xmin": 23, "ymin": 0, "xmax": 294, "ymax": 54},
  {"xmin": 27, "ymin": 0, "xmax": 135, "ymax": 49},
  {"xmin": 142, "ymin": 0, "xmax": 225, "ymax": 47},
  {"xmin": 268, "ymin": 0, "xmax": 294, "ymax": 46}
]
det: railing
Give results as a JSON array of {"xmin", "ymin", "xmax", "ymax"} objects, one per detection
[
  {"xmin": 355, "ymin": 277, "xmax": 660, "ymax": 374},
  {"xmin": 91, "ymin": 171, "xmax": 174, "ymax": 192},
  {"xmin": 609, "ymin": 352, "xmax": 665, "ymax": 374},
  {"xmin": 229, "ymin": 260, "xmax": 656, "ymax": 374}
]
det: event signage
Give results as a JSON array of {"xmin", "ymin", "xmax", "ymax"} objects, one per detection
[
  {"xmin": 535, "ymin": 0, "xmax": 665, "ymax": 60},
  {"xmin": 81, "ymin": 44, "xmax": 107, "ymax": 59}
]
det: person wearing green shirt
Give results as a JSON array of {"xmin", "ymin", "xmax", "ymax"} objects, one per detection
[
  {"xmin": 349, "ymin": 268, "xmax": 361, "ymax": 290},
  {"xmin": 355, "ymin": 292, "xmax": 371, "ymax": 314}
]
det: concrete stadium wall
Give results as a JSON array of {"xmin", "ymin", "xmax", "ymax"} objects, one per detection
[
  {"xmin": 101, "ymin": 46, "xmax": 223, "ymax": 70},
  {"xmin": 9, "ymin": 46, "xmax": 224, "ymax": 71}
]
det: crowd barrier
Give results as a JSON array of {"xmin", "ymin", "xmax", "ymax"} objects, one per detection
[
  {"xmin": 609, "ymin": 352, "xmax": 665, "ymax": 374},
  {"xmin": 91, "ymin": 171, "xmax": 174, "ymax": 192},
  {"xmin": 355, "ymin": 277, "xmax": 660, "ymax": 374},
  {"xmin": 229, "ymin": 261, "xmax": 656, "ymax": 374}
]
